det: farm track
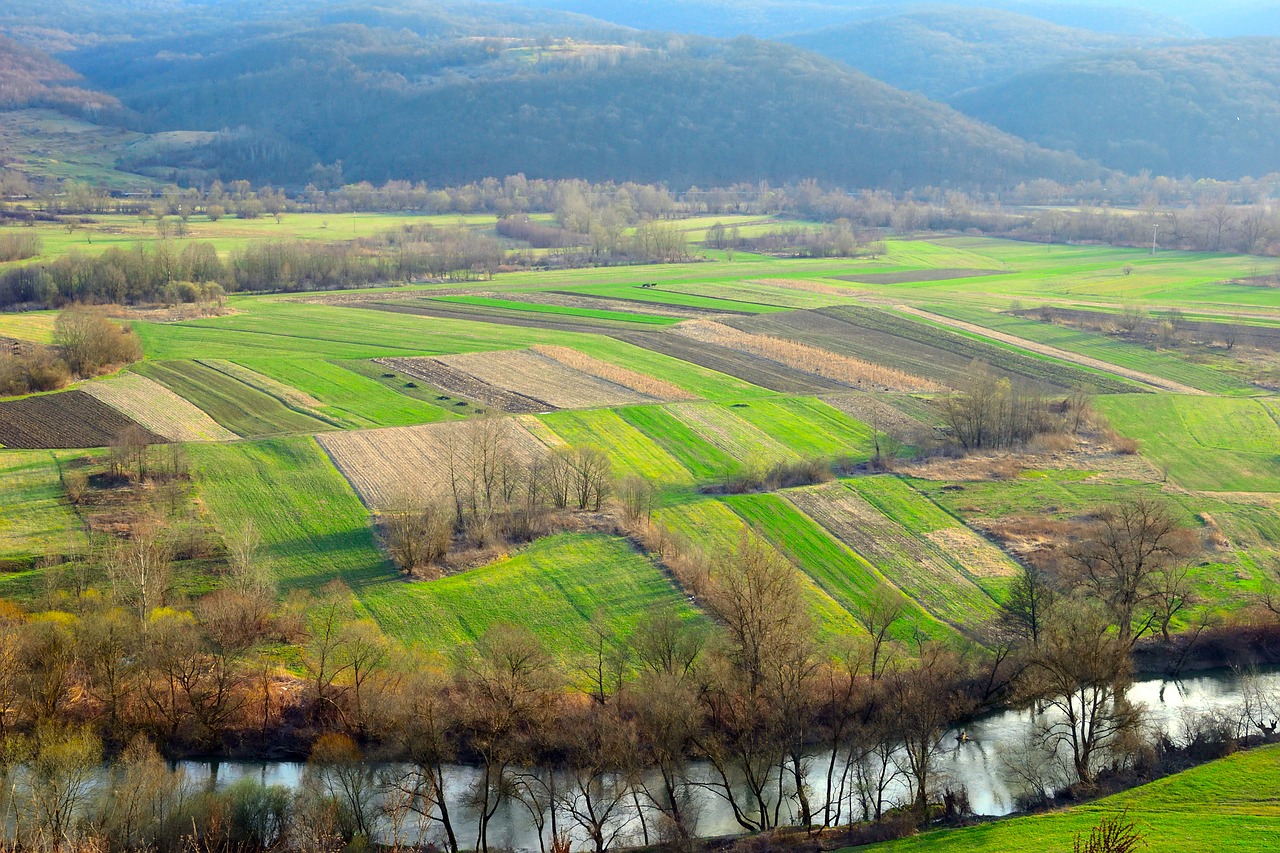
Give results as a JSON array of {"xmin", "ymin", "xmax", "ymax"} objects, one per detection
[
  {"xmin": 0, "ymin": 392, "xmax": 163, "ymax": 449},
  {"xmin": 898, "ymin": 306, "xmax": 1210, "ymax": 395},
  {"xmin": 374, "ymin": 356, "xmax": 554, "ymax": 414},
  {"xmin": 608, "ymin": 330, "xmax": 856, "ymax": 394}
]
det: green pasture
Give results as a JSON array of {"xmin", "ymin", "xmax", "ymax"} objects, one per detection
[
  {"xmin": 1096, "ymin": 395, "xmax": 1280, "ymax": 492},
  {"xmin": 725, "ymin": 397, "xmax": 873, "ymax": 459},
  {"xmin": 0, "ymin": 451, "xmax": 85, "ymax": 561},
  {"xmin": 0, "ymin": 310, "xmax": 58, "ymax": 344},
  {"xmin": 187, "ymin": 437, "xmax": 392, "ymax": 592},
  {"xmin": 862, "ymin": 743, "xmax": 1280, "ymax": 853},
  {"xmin": 354, "ymin": 532, "xmax": 707, "ymax": 662}
]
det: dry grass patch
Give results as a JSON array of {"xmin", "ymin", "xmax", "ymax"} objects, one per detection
[
  {"xmin": 530, "ymin": 345, "xmax": 695, "ymax": 401},
  {"xmin": 317, "ymin": 417, "xmax": 551, "ymax": 509},
  {"xmin": 438, "ymin": 349, "xmax": 657, "ymax": 409},
  {"xmin": 748, "ymin": 278, "xmax": 863, "ymax": 297},
  {"xmin": 81, "ymin": 373, "xmax": 237, "ymax": 442},
  {"xmin": 670, "ymin": 320, "xmax": 940, "ymax": 392},
  {"xmin": 923, "ymin": 527, "xmax": 1020, "ymax": 579}
]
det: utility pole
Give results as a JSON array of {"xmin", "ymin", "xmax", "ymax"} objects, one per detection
[{"xmin": 1151, "ymin": 222, "xmax": 1159, "ymax": 255}]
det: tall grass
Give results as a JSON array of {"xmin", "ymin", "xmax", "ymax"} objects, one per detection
[{"xmin": 0, "ymin": 233, "xmax": 41, "ymax": 263}]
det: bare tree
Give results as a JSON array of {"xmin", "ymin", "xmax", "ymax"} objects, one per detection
[
  {"xmin": 106, "ymin": 517, "xmax": 174, "ymax": 621},
  {"xmin": 854, "ymin": 585, "xmax": 905, "ymax": 681},
  {"xmin": 1065, "ymin": 498, "xmax": 1198, "ymax": 648}
]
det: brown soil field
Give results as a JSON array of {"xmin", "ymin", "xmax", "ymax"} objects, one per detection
[
  {"xmin": 437, "ymin": 350, "xmax": 658, "ymax": 409},
  {"xmin": 317, "ymin": 418, "xmax": 551, "ymax": 509},
  {"xmin": 0, "ymin": 392, "xmax": 163, "ymax": 449},
  {"xmin": 820, "ymin": 393, "xmax": 932, "ymax": 442},
  {"xmin": 670, "ymin": 320, "xmax": 940, "ymax": 392},
  {"xmin": 609, "ymin": 330, "xmax": 853, "ymax": 394},
  {"xmin": 833, "ymin": 269, "xmax": 1009, "ymax": 284},
  {"xmin": 529, "ymin": 346, "xmax": 696, "ymax": 401},
  {"xmin": 80, "ymin": 374, "xmax": 238, "ymax": 442},
  {"xmin": 375, "ymin": 356, "xmax": 553, "ymax": 414}
]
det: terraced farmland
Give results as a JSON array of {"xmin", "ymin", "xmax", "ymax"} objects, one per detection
[
  {"xmin": 665, "ymin": 402, "xmax": 798, "ymax": 467},
  {"xmin": 539, "ymin": 409, "xmax": 694, "ymax": 485},
  {"xmin": 374, "ymin": 356, "xmax": 551, "ymax": 413}
]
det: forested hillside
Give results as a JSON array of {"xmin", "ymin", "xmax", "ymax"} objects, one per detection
[
  {"xmin": 64, "ymin": 24, "xmax": 1097, "ymax": 189},
  {"xmin": 786, "ymin": 6, "xmax": 1140, "ymax": 101},
  {"xmin": 955, "ymin": 38, "xmax": 1280, "ymax": 179}
]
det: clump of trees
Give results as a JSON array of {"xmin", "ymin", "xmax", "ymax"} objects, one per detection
[
  {"xmin": 0, "ymin": 306, "xmax": 141, "ymax": 397},
  {"xmin": 939, "ymin": 362, "xmax": 1093, "ymax": 452}
]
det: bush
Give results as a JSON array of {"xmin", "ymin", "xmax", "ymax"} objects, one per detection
[
  {"xmin": 53, "ymin": 306, "xmax": 142, "ymax": 376},
  {"xmin": 0, "ymin": 348, "xmax": 71, "ymax": 396}
]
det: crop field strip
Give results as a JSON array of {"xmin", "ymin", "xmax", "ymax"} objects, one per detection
[
  {"xmin": 788, "ymin": 481, "xmax": 1006, "ymax": 631},
  {"xmin": 617, "ymin": 405, "xmax": 741, "ymax": 481},
  {"xmin": 1029, "ymin": 305, "xmax": 1280, "ymax": 352},
  {"xmin": 317, "ymin": 417, "xmax": 554, "ymax": 509},
  {"xmin": 652, "ymin": 497, "xmax": 867, "ymax": 643},
  {"xmin": 0, "ymin": 450, "xmax": 87, "ymax": 561},
  {"xmin": 538, "ymin": 409, "xmax": 695, "ymax": 486},
  {"xmin": 80, "ymin": 373, "xmax": 238, "ymax": 442},
  {"xmin": 437, "ymin": 349, "xmax": 662, "ymax": 409},
  {"xmin": 732, "ymin": 307, "xmax": 1141, "ymax": 394},
  {"xmin": 235, "ymin": 358, "xmax": 452, "ymax": 428},
  {"xmin": 529, "ymin": 345, "xmax": 696, "ymax": 401},
  {"xmin": 541, "ymin": 290, "xmax": 745, "ymax": 317},
  {"xmin": 665, "ymin": 401, "xmax": 799, "ymax": 467},
  {"xmin": 835, "ymin": 268, "xmax": 1011, "ymax": 285},
  {"xmin": 359, "ymin": 297, "xmax": 679, "ymax": 335},
  {"xmin": 197, "ymin": 359, "xmax": 350, "ymax": 428},
  {"xmin": 724, "ymin": 397, "xmax": 876, "ymax": 460},
  {"xmin": 609, "ymin": 329, "xmax": 859, "ymax": 394},
  {"xmin": 669, "ymin": 319, "xmax": 941, "ymax": 392},
  {"xmin": 431, "ymin": 295, "xmax": 681, "ymax": 326},
  {"xmin": 723, "ymin": 492, "xmax": 954, "ymax": 642},
  {"xmin": 0, "ymin": 391, "xmax": 163, "ymax": 449},
  {"xmin": 135, "ymin": 360, "xmax": 333, "ymax": 437},
  {"xmin": 820, "ymin": 392, "xmax": 935, "ymax": 441},
  {"xmin": 374, "ymin": 356, "xmax": 552, "ymax": 413},
  {"xmin": 188, "ymin": 437, "xmax": 394, "ymax": 593},
  {"xmin": 919, "ymin": 303, "xmax": 1247, "ymax": 395}
]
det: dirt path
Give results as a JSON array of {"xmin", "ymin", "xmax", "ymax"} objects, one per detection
[{"xmin": 896, "ymin": 306, "xmax": 1210, "ymax": 395}]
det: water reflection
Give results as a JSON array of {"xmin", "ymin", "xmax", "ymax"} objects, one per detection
[{"xmin": 176, "ymin": 667, "xmax": 1280, "ymax": 851}]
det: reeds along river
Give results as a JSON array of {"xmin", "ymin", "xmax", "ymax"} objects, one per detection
[{"xmin": 177, "ymin": 668, "xmax": 1280, "ymax": 852}]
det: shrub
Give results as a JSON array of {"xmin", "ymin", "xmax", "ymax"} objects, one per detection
[{"xmin": 53, "ymin": 306, "xmax": 142, "ymax": 376}]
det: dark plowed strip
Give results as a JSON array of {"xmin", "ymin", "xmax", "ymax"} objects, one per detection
[
  {"xmin": 375, "ymin": 357, "xmax": 555, "ymax": 414},
  {"xmin": 354, "ymin": 300, "xmax": 644, "ymax": 334},
  {"xmin": 546, "ymin": 291, "xmax": 752, "ymax": 317},
  {"xmin": 0, "ymin": 391, "xmax": 164, "ymax": 449},
  {"xmin": 833, "ymin": 269, "xmax": 1010, "ymax": 285},
  {"xmin": 609, "ymin": 331, "xmax": 856, "ymax": 394}
]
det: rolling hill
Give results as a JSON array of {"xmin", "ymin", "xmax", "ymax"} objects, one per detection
[
  {"xmin": 785, "ymin": 5, "xmax": 1142, "ymax": 101},
  {"xmin": 953, "ymin": 37, "xmax": 1280, "ymax": 179}
]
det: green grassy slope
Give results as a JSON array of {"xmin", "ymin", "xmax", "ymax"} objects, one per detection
[{"xmin": 861, "ymin": 744, "xmax": 1280, "ymax": 853}]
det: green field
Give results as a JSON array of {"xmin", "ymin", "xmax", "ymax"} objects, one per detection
[
  {"xmin": 236, "ymin": 358, "xmax": 451, "ymax": 428},
  {"xmin": 1097, "ymin": 394, "xmax": 1280, "ymax": 491},
  {"xmin": 136, "ymin": 360, "xmax": 332, "ymax": 437},
  {"xmin": 539, "ymin": 408, "xmax": 695, "ymax": 486},
  {"xmin": 187, "ymin": 437, "xmax": 393, "ymax": 592},
  {"xmin": 862, "ymin": 744, "xmax": 1280, "ymax": 853},
  {"xmin": 355, "ymin": 532, "xmax": 706, "ymax": 661},
  {"xmin": 0, "ymin": 451, "xmax": 84, "ymax": 561}
]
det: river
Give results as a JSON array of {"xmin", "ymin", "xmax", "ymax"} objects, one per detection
[{"xmin": 176, "ymin": 667, "xmax": 1280, "ymax": 851}]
